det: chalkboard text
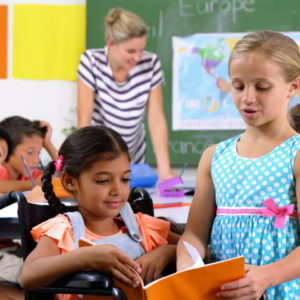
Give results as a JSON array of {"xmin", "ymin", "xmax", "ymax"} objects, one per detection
[
  {"xmin": 170, "ymin": 139, "xmax": 214, "ymax": 155},
  {"xmin": 148, "ymin": 10, "xmax": 163, "ymax": 38},
  {"xmin": 179, "ymin": 0, "xmax": 255, "ymax": 23}
]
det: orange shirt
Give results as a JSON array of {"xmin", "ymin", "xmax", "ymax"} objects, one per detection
[
  {"xmin": 32, "ymin": 213, "xmax": 170, "ymax": 300},
  {"xmin": 0, "ymin": 165, "xmax": 42, "ymax": 249},
  {"xmin": 0, "ymin": 165, "xmax": 42, "ymax": 180},
  {"xmin": 32, "ymin": 213, "xmax": 170, "ymax": 253}
]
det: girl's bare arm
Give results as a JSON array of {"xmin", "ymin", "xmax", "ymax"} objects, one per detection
[
  {"xmin": 176, "ymin": 144, "xmax": 217, "ymax": 271},
  {"xmin": 20, "ymin": 236, "xmax": 142, "ymax": 290}
]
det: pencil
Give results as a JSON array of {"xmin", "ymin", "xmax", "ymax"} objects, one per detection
[
  {"xmin": 179, "ymin": 163, "xmax": 188, "ymax": 178},
  {"xmin": 154, "ymin": 202, "xmax": 191, "ymax": 209},
  {"xmin": 20, "ymin": 155, "xmax": 36, "ymax": 186}
]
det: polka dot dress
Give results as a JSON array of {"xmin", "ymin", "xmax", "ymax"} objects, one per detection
[{"xmin": 210, "ymin": 134, "xmax": 300, "ymax": 299}]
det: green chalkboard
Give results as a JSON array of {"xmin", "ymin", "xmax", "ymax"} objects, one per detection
[{"xmin": 86, "ymin": 0, "xmax": 300, "ymax": 165}]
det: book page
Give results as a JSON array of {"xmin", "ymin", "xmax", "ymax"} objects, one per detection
[
  {"xmin": 78, "ymin": 237, "xmax": 95, "ymax": 247},
  {"xmin": 183, "ymin": 240, "xmax": 205, "ymax": 269},
  {"xmin": 144, "ymin": 240, "xmax": 204, "ymax": 289},
  {"xmin": 115, "ymin": 271, "xmax": 145, "ymax": 300}
]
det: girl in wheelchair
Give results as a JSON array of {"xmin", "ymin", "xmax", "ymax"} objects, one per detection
[{"xmin": 20, "ymin": 126, "xmax": 180, "ymax": 300}]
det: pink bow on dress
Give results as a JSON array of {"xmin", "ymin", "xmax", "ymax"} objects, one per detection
[{"xmin": 261, "ymin": 198, "xmax": 295, "ymax": 229}]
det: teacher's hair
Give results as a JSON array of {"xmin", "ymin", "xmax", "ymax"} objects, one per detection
[
  {"xmin": 105, "ymin": 7, "xmax": 147, "ymax": 44},
  {"xmin": 228, "ymin": 30, "xmax": 300, "ymax": 82}
]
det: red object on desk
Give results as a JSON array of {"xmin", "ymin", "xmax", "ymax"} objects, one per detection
[{"xmin": 153, "ymin": 202, "xmax": 191, "ymax": 209}]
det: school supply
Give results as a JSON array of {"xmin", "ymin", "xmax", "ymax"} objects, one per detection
[
  {"xmin": 179, "ymin": 162, "xmax": 188, "ymax": 178},
  {"xmin": 20, "ymin": 155, "xmax": 36, "ymax": 186},
  {"xmin": 130, "ymin": 164, "xmax": 158, "ymax": 188},
  {"xmin": 158, "ymin": 176, "xmax": 184, "ymax": 197},
  {"xmin": 51, "ymin": 177, "xmax": 73, "ymax": 198},
  {"xmin": 115, "ymin": 241, "xmax": 245, "ymax": 300},
  {"xmin": 153, "ymin": 202, "xmax": 190, "ymax": 209},
  {"xmin": 79, "ymin": 240, "xmax": 245, "ymax": 300}
]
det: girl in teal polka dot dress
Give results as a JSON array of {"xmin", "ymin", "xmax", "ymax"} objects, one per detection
[{"xmin": 177, "ymin": 30, "xmax": 300, "ymax": 300}]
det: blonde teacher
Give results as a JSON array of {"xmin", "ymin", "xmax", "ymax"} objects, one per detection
[{"xmin": 76, "ymin": 7, "xmax": 175, "ymax": 181}]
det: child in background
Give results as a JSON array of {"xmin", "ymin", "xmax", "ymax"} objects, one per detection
[
  {"xmin": 0, "ymin": 127, "xmax": 13, "ymax": 166},
  {"xmin": 20, "ymin": 126, "xmax": 179, "ymax": 300},
  {"xmin": 0, "ymin": 116, "xmax": 57, "ymax": 193},
  {"xmin": 0, "ymin": 127, "xmax": 24, "ymax": 300},
  {"xmin": 77, "ymin": 7, "xmax": 176, "ymax": 181},
  {"xmin": 177, "ymin": 30, "xmax": 300, "ymax": 299}
]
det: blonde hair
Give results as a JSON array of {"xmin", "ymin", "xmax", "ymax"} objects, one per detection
[
  {"xmin": 229, "ymin": 30, "xmax": 300, "ymax": 82},
  {"xmin": 105, "ymin": 8, "xmax": 147, "ymax": 44}
]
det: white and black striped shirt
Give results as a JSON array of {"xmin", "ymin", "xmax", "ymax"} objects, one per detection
[{"xmin": 77, "ymin": 48, "xmax": 164, "ymax": 163}]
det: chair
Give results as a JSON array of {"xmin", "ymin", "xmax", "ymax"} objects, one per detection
[
  {"xmin": 128, "ymin": 187, "xmax": 154, "ymax": 217},
  {"xmin": 0, "ymin": 192, "xmax": 24, "ymax": 298},
  {"xmin": 12, "ymin": 187, "xmax": 154, "ymax": 300}
]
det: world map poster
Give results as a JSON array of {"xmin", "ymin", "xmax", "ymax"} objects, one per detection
[{"xmin": 172, "ymin": 32, "xmax": 300, "ymax": 130}]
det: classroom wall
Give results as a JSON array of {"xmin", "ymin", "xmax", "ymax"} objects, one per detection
[
  {"xmin": 0, "ymin": 0, "xmax": 85, "ymax": 163},
  {"xmin": 0, "ymin": 79, "xmax": 76, "ymax": 162},
  {"xmin": 2, "ymin": 0, "xmax": 300, "ymax": 165}
]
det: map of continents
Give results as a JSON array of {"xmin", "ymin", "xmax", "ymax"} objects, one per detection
[{"xmin": 172, "ymin": 32, "xmax": 300, "ymax": 130}]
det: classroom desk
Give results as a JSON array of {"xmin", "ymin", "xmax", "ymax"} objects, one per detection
[
  {"xmin": 151, "ymin": 191, "xmax": 192, "ymax": 224},
  {"xmin": 0, "ymin": 202, "xmax": 20, "ymax": 239},
  {"xmin": 0, "ymin": 191, "xmax": 193, "ymax": 239}
]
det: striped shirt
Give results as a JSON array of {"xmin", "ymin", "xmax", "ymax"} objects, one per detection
[{"xmin": 77, "ymin": 47, "xmax": 164, "ymax": 163}]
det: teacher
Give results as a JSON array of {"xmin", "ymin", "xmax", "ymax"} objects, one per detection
[{"xmin": 76, "ymin": 7, "xmax": 175, "ymax": 181}]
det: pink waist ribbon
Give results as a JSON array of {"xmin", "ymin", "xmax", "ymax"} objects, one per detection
[{"xmin": 216, "ymin": 198, "xmax": 298, "ymax": 229}]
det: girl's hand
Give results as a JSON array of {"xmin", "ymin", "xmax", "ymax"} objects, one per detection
[
  {"xmin": 37, "ymin": 120, "xmax": 57, "ymax": 159},
  {"xmin": 136, "ymin": 245, "xmax": 176, "ymax": 284},
  {"xmin": 81, "ymin": 244, "xmax": 141, "ymax": 288},
  {"xmin": 216, "ymin": 264, "xmax": 269, "ymax": 299},
  {"xmin": 26, "ymin": 186, "xmax": 47, "ymax": 203}
]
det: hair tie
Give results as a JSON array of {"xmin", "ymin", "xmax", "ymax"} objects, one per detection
[{"xmin": 54, "ymin": 155, "xmax": 64, "ymax": 172}]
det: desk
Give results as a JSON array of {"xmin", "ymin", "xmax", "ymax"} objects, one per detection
[
  {"xmin": 150, "ymin": 192, "xmax": 192, "ymax": 224},
  {"xmin": 0, "ymin": 202, "xmax": 20, "ymax": 238},
  {"xmin": 0, "ymin": 190, "xmax": 194, "ymax": 238}
]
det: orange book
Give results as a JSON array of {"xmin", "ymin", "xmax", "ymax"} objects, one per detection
[
  {"xmin": 79, "ymin": 239, "xmax": 245, "ymax": 300},
  {"xmin": 51, "ymin": 177, "xmax": 73, "ymax": 198},
  {"xmin": 115, "ymin": 257, "xmax": 245, "ymax": 300}
]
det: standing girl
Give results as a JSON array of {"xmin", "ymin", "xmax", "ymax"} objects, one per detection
[
  {"xmin": 20, "ymin": 126, "xmax": 178, "ymax": 300},
  {"xmin": 177, "ymin": 30, "xmax": 300, "ymax": 299},
  {"xmin": 77, "ymin": 7, "xmax": 175, "ymax": 181}
]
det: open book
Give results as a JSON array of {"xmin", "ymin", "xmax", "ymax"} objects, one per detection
[{"xmin": 79, "ymin": 238, "xmax": 245, "ymax": 300}]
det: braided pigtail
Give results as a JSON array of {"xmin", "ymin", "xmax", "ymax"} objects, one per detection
[{"xmin": 42, "ymin": 161, "xmax": 67, "ymax": 214}]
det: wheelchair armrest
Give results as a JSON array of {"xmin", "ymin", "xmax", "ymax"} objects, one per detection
[
  {"xmin": 129, "ymin": 188, "xmax": 154, "ymax": 216},
  {"xmin": 33, "ymin": 271, "xmax": 127, "ymax": 299},
  {"xmin": 50, "ymin": 271, "xmax": 113, "ymax": 289},
  {"xmin": 0, "ymin": 192, "xmax": 18, "ymax": 209}
]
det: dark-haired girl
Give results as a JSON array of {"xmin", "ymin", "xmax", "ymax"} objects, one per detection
[{"xmin": 20, "ymin": 126, "xmax": 179, "ymax": 300}]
